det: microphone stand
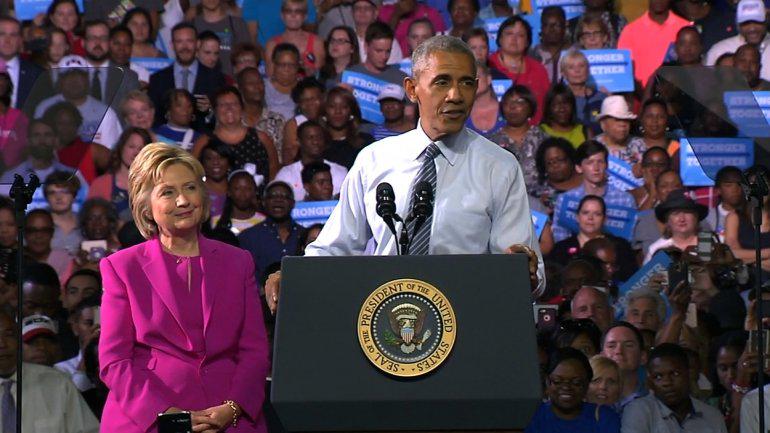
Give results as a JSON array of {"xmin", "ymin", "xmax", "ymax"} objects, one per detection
[
  {"xmin": 742, "ymin": 166, "xmax": 769, "ymax": 433},
  {"xmin": 9, "ymin": 173, "xmax": 40, "ymax": 433}
]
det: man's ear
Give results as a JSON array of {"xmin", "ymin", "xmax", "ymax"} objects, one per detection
[
  {"xmin": 575, "ymin": 164, "xmax": 583, "ymax": 175},
  {"xmin": 404, "ymin": 76, "xmax": 418, "ymax": 104}
]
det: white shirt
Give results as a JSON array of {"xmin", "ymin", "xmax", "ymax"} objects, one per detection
[
  {"xmin": 740, "ymin": 384, "xmax": 770, "ymax": 433},
  {"xmin": 274, "ymin": 159, "xmax": 349, "ymax": 201},
  {"xmin": 705, "ymin": 34, "xmax": 770, "ymax": 80},
  {"xmin": 54, "ymin": 352, "xmax": 94, "ymax": 392},
  {"xmin": 357, "ymin": 36, "xmax": 404, "ymax": 65},
  {"xmin": 305, "ymin": 123, "xmax": 545, "ymax": 296},
  {"xmin": 34, "ymin": 94, "xmax": 123, "ymax": 149},
  {"xmin": 0, "ymin": 363, "xmax": 99, "ymax": 432},
  {"xmin": 6, "ymin": 56, "xmax": 19, "ymax": 109}
]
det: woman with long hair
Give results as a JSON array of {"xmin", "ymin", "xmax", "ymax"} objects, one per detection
[
  {"xmin": 87, "ymin": 128, "xmax": 153, "ymax": 222},
  {"xmin": 319, "ymin": 26, "xmax": 360, "ymax": 89},
  {"xmin": 122, "ymin": 7, "xmax": 164, "ymax": 58},
  {"xmin": 44, "ymin": 0, "xmax": 85, "ymax": 56},
  {"xmin": 321, "ymin": 87, "xmax": 373, "ymax": 169},
  {"xmin": 211, "ymin": 169, "xmax": 266, "ymax": 235}
]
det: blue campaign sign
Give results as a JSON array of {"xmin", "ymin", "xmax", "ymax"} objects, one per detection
[
  {"xmin": 291, "ymin": 200, "xmax": 338, "ymax": 228},
  {"xmin": 341, "ymin": 71, "xmax": 389, "ymax": 125},
  {"xmin": 724, "ymin": 91, "xmax": 770, "ymax": 138},
  {"xmin": 399, "ymin": 59, "xmax": 412, "ymax": 76},
  {"xmin": 557, "ymin": 197, "xmax": 637, "ymax": 240},
  {"xmin": 492, "ymin": 79, "xmax": 512, "ymax": 101},
  {"xmin": 607, "ymin": 156, "xmax": 643, "ymax": 191},
  {"xmin": 582, "ymin": 49, "xmax": 634, "ymax": 93},
  {"xmin": 485, "ymin": 16, "xmax": 540, "ymax": 52},
  {"xmin": 531, "ymin": 210, "xmax": 548, "ymax": 239},
  {"xmin": 16, "ymin": 0, "xmax": 83, "ymax": 20},
  {"xmin": 131, "ymin": 57, "xmax": 174, "ymax": 75},
  {"xmin": 680, "ymin": 137, "xmax": 754, "ymax": 186},
  {"xmin": 619, "ymin": 251, "xmax": 671, "ymax": 297},
  {"xmin": 531, "ymin": 0, "xmax": 584, "ymax": 20}
]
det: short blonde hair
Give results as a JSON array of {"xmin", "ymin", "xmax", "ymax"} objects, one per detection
[
  {"xmin": 559, "ymin": 48, "xmax": 589, "ymax": 75},
  {"xmin": 589, "ymin": 355, "xmax": 622, "ymax": 387},
  {"xmin": 121, "ymin": 89, "xmax": 155, "ymax": 119},
  {"xmin": 129, "ymin": 143, "xmax": 210, "ymax": 239}
]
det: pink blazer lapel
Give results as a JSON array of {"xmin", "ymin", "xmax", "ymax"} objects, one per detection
[
  {"xmin": 198, "ymin": 236, "xmax": 218, "ymax": 338},
  {"xmin": 140, "ymin": 238, "xmax": 193, "ymax": 350}
]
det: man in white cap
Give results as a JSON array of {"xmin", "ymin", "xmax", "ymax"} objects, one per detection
[
  {"xmin": 706, "ymin": 0, "xmax": 770, "ymax": 80},
  {"xmin": 372, "ymin": 83, "xmax": 413, "ymax": 140}
]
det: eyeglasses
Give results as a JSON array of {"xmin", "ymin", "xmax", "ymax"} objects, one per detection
[
  {"xmin": 580, "ymin": 31, "xmax": 605, "ymax": 39},
  {"xmin": 330, "ymin": 38, "xmax": 352, "ymax": 45},
  {"xmin": 548, "ymin": 376, "xmax": 586, "ymax": 388}
]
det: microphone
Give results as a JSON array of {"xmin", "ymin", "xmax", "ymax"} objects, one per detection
[
  {"xmin": 410, "ymin": 181, "xmax": 434, "ymax": 236},
  {"xmin": 376, "ymin": 182, "xmax": 401, "ymax": 254}
]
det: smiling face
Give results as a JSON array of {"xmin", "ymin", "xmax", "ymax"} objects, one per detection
[
  {"xmin": 149, "ymin": 163, "xmax": 205, "ymax": 238},
  {"xmin": 667, "ymin": 209, "xmax": 698, "ymax": 237},
  {"xmin": 547, "ymin": 359, "xmax": 589, "ymax": 416},
  {"xmin": 201, "ymin": 147, "xmax": 229, "ymax": 182},
  {"xmin": 405, "ymin": 50, "xmax": 477, "ymax": 140}
]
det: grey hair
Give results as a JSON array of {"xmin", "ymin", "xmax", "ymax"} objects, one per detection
[
  {"xmin": 625, "ymin": 288, "xmax": 666, "ymax": 321},
  {"xmin": 411, "ymin": 35, "xmax": 476, "ymax": 78},
  {"xmin": 559, "ymin": 48, "xmax": 588, "ymax": 75}
]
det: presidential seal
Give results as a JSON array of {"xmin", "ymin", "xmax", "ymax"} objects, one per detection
[{"xmin": 357, "ymin": 278, "xmax": 456, "ymax": 378}]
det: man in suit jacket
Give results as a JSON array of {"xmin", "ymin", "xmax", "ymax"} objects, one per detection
[
  {"xmin": 83, "ymin": 19, "xmax": 140, "ymax": 112},
  {"xmin": 148, "ymin": 22, "xmax": 225, "ymax": 130},
  {"xmin": 0, "ymin": 16, "xmax": 43, "ymax": 111}
]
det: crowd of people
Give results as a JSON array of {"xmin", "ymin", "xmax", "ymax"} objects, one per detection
[{"xmin": 0, "ymin": 0, "xmax": 769, "ymax": 431}]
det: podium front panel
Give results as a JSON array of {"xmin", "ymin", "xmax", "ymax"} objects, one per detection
[{"xmin": 271, "ymin": 255, "xmax": 540, "ymax": 431}]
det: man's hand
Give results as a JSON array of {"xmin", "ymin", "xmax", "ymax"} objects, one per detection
[
  {"xmin": 505, "ymin": 244, "xmax": 538, "ymax": 290},
  {"xmin": 265, "ymin": 271, "xmax": 282, "ymax": 315}
]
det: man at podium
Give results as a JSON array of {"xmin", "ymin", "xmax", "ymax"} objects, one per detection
[{"xmin": 266, "ymin": 35, "xmax": 544, "ymax": 312}]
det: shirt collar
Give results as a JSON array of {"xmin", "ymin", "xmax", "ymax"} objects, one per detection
[
  {"xmin": 5, "ymin": 56, "xmax": 18, "ymax": 70},
  {"xmin": 411, "ymin": 119, "xmax": 464, "ymax": 166},
  {"xmin": 655, "ymin": 396, "xmax": 703, "ymax": 421},
  {"xmin": 175, "ymin": 60, "xmax": 199, "ymax": 75}
]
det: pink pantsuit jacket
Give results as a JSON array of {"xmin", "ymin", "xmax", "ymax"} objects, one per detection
[{"xmin": 98, "ymin": 236, "xmax": 269, "ymax": 432}]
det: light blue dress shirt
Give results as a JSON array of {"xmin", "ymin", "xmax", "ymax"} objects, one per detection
[
  {"xmin": 305, "ymin": 122, "xmax": 545, "ymax": 296},
  {"xmin": 173, "ymin": 60, "xmax": 199, "ymax": 93}
]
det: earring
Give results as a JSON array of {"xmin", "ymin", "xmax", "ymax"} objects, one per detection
[
  {"xmin": 349, "ymin": 115, "xmax": 354, "ymax": 121},
  {"xmin": 639, "ymin": 126, "xmax": 645, "ymax": 134}
]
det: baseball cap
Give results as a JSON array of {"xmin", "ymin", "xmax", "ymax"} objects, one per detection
[
  {"xmin": 377, "ymin": 84, "xmax": 406, "ymax": 102},
  {"xmin": 737, "ymin": 0, "xmax": 766, "ymax": 24},
  {"xmin": 21, "ymin": 314, "xmax": 58, "ymax": 342}
]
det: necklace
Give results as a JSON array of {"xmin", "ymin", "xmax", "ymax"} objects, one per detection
[{"xmin": 172, "ymin": 254, "xmax": 192, "ymax": 293}]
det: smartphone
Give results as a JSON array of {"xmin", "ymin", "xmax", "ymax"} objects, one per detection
[
  {"xmin": 697, "ymin": 232, "xmax": 713, "ymax": 262},
  {"xmin": 668, "ymin": 261, "xmax": 689, "ymax": 290},
  {"xmin": 81, "ymin": 240, "xmax": 107, "ymax": 252},
  {"xmin": 533, "ymin": 304, "xmax": 559, "ymax": 332},
  {"xmin": 92, "ymin": 306, "xmax": 101, "ymax": 326},
  {"xmin": 157, "ymin": 412, "xmax": 192, "ymax": 433}
]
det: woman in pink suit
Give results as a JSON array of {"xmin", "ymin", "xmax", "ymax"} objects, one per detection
[{"xmin": 98, "ymin": 142, "xmax": 269, "ymax": 432}]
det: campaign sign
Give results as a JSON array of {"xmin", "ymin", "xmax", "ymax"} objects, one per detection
[
  {"xmin": 680, "ymin": 137, "xmax": 754, "ymax": 186},
  {"xmin": 616, "ymin": 251, "xmax": 672, "ymax": 317},
  {"xmin": 582, "ymin": 49, "xmax": 634, "ymax": 93},
  {"xmin": 485, "ymin": 16, "xmax": 540, "ymax": 52},
  {"xmin": 291, "ymin": 200, "xmax": 338, "ymax": 228},
  {"xmin": 399, "ymin": 59, "xmax": 412, "ymax": 76},
  {"xmin": 607, "ymin": 155, "xmax": 643, "ymax": 191},
  {"xmin": 531, "ymin": 0, "xmax": 584, "ymax": 20},
  {"xmin": 130, "ymin": 57, "xmax": 174, "ymax": 75},
  {"xmin": 492, "ymin": 80, "xmax": 512, "ymax": 101},
  {"xmin": 531, "ymin": 210, "xmax": 548, "ymax": 239},
  {"xmin": 16, "ymin": 0, "xmax": 84, "ymax": 20},
  {"xmin": 557, "ymin": 197, "xmax": 637, "ymax": 240},
  {"xmin": 724, "ymin": 91, "xmax": 770, "ymax": 138},
  {"xmin": 341, "ymin": 71, "xmax": 389, "ymax": 124}
]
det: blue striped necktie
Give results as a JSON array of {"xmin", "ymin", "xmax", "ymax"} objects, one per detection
[{"xmin": 407, "ymin": 142, "xmax": 441, "ymax": 255}]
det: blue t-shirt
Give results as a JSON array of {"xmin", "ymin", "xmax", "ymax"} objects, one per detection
[
  {"xmin": 241, "ymin": 0, "xmax": 317, "ymax": 46},
  {"xmin": 524, "ymin": 402, "xmax": 620, "ymax": 433}
]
